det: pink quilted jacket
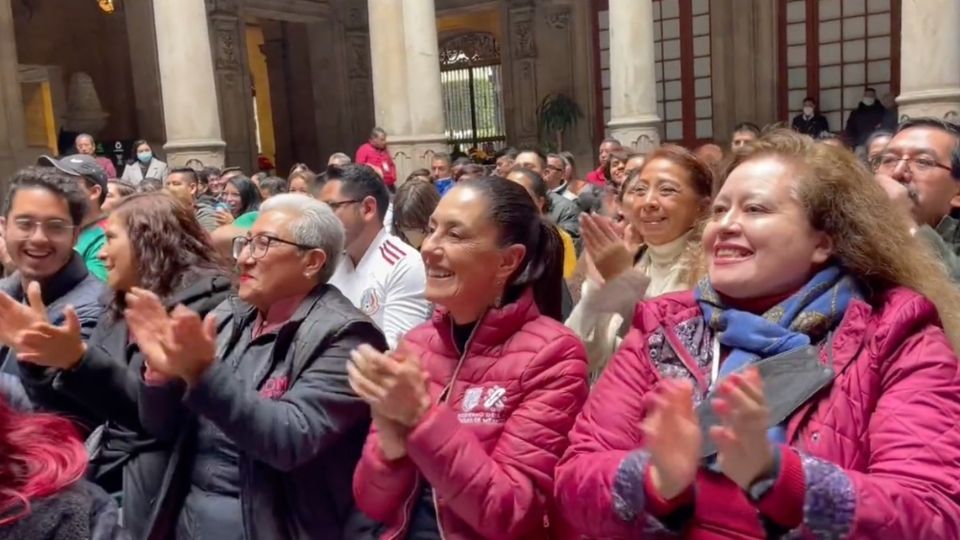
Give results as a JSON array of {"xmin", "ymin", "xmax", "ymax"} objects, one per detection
[
  {"xmin": 555, "ymin": 287, "xmax": 960, "ymax": 539},
  {"xmin": 353, "ymin": 289, "xmax": 589, "ymax": 539}
]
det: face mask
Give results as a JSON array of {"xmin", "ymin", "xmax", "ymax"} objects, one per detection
[
  {"xmin": 861, "ymin": 97, "xmax": 876, "ymax": 106},
  {"xmin": 137, "ymin": 151, "xmax": 153, "ymax": 163},
  {"xmin": 803, "ymin": 106, "xmax": 814, "ymax": 116}
]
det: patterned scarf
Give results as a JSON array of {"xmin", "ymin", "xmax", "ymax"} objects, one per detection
[{"xmin": 694, "ymin": 265, "xmax": 861, "ymax": 442}]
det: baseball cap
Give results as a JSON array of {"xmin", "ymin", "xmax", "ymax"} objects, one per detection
[{"xmin": 37, "ymin": 154, "xmax": 108, "ymax": 193}]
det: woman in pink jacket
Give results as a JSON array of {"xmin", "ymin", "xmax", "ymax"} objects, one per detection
[
  {"xmin": 348, "ymin": 176, "xmax": 589, "ymax": 539},
  {"xmin": 555, "ymin": 130, "xmax": 960, "ymax": 539}
]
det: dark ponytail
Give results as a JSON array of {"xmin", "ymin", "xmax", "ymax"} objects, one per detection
[
  {"xmin": 513, "ymin": 219, "xmax": 564, "ymax": 320},
  {"xmin": 460, "ymin": 176, "xmax": 566, "ymax": 321}
]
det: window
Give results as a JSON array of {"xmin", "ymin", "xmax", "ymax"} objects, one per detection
[
  {"xmin": 439, "ymin": 32, "xmax": 507, "ymax": 152},
  {"xmin": 593, "ymin": 0, "xmax": 713, "ymax": 147},
  {"xmin": 778, "ymin": 0, "xmax": 900, "ymax": 133}
]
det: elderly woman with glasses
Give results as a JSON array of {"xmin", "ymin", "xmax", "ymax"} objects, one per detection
[{"xmin": 122, "ymin": 194, "xmax": 388, "ymax": 539}]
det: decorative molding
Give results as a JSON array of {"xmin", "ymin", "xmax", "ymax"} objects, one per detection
[
  {"xmin": 545, "ymin": 6, "xmax": 572, "ymax": 30},
  {"xmin": 212, "ymin": 24, "xmax": 241, "ymax": 71},
  {"xmin": 512, "ymin": 19, "xmax": 537, "ymax": 59},
  {"xmin": 345, "ymin": 32, "xmax": 370, "ymax": 79},
  {"xmin": 439, "ymin": 32, "xmax": 501, "ymax": 68},
  {"xmin": 240, "ymin": 0, "xmax": 329, "ymax": 21}
]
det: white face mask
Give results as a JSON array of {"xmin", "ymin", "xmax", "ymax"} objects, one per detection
[
  {"xmin": 803, "ymin": 106, "xmax": 814, "ymax": 116},
  {"xmin": 862, "ymin": 97, "xmax": 876, "ymax": 106}
]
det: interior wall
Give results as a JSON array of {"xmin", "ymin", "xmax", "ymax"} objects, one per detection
[{"xmin": 13, "ymin": 0, "xmax": 137, "ymax": 142}]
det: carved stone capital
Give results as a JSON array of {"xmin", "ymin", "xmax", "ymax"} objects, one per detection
[{"xmin": 545, "ymin": 6, "xmax": 572, "ymax": 30}]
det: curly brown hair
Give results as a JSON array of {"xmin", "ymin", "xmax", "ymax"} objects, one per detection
[
  {"xmin": 723, "ymin": 129, "xmax": 960, "ymax": 349},
  {"xmin": 110, "ymin": 192, "xmax": 226, "ymax": 310}
]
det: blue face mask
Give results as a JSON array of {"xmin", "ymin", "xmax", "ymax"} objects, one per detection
[{"xmin": 137, "ymin": 151, "xmax": 153, "ymax": 164}]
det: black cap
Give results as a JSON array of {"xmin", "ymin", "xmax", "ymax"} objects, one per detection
[{"xmin": 38, "ymin": 154, "xmax": 108, "ymax": 193}]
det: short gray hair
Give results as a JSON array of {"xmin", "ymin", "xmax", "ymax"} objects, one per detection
[
  {"xmin": 328, "ymin": 152, "xmax": 352, "ymax": 166},
  {"xmin": 260, "ymin": 194, "xmax": 344, "ymax": 283}
]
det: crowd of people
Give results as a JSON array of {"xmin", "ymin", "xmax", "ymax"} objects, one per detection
[{"xmin": 0, "ymin": 111, "xmax": 958, "ymax": 540}]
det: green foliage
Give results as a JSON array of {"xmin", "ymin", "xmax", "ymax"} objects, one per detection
[{"xmin": 536, "ymin": 93, "xmax": 583, "ymax": 151}]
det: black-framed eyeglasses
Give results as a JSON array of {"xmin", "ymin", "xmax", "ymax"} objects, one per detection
[
  {"xmin": 872, "ymin": 154, "xmax": 952, "ymax": 174},
  {"xmin": 232, "ymin": 234, "xmax": 319, "ymax": 260},
  {"xmin": 326, "ymin": 199, "xmax": 362, "ymax": 211}
]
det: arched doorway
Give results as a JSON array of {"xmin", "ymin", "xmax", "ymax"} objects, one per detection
[{"xmin": 439, "ymin": 32, "xmax": 507, "ymax": 154}]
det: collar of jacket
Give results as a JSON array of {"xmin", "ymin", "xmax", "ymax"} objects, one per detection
[
  {"xmin": 935, "ymin": 213, "xmax": 960, "ymax": 247},
  {"xmin": 429, "ymin": 287, "xmax": 540, "ymax": 355},
  {"xmin": 2, "ymin": 252, "xmax": 90, "ymax": 305},
  {"xmin": 228, "ymin": 281, "xmax": 333, "ymax": 331}
]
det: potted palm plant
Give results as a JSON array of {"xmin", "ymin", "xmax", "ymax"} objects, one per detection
[{"xmin": 537, "ymin": 93, "xmax": 583, "ymax": 152}]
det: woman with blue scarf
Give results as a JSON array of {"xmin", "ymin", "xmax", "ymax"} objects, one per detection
[{"xmin": 554, "ymin": 130, "xmax": 960, "ymax": 539}]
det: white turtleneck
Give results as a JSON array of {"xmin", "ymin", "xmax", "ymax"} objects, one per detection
[{"xmin": 637, "ymin": 230, "xmax": 693, "ymax": 298}]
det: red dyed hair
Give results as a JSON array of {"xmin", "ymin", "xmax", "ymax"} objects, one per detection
[{"xmin": 0, "ymin": 395, "xmax": 87, "ymax": 526}]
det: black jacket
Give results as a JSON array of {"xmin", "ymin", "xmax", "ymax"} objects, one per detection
[
  {"xmin": 19, "ymin": 274, "xmax": 232, "ymax": 540},
  {"xmin": 791, "ymin": 113, "xmax": 829, "ymax": 137},
  {"xmin": 138, "ymin": 283, "xmax": 386, "ymax": 540},
  {"xmin": 845, "ymin": 101, "xmax": 887, "ymax": 146},
  {"xmin": 0, "ymin": 481, "xmax": 128, "ymax": 540}
]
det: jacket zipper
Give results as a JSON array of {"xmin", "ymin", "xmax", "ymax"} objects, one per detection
[{"xmin": 389, "ymin": 314, "xmax": 485, "ymax": 540}]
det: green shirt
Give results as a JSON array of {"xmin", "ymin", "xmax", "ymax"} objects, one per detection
[
  {"xmin": 233, "ymin": 211, "xmax": 259, "ymax": 230},
  {"xmin": 75, "ymin": 222, "xmax": 108, "ymax": 281}
]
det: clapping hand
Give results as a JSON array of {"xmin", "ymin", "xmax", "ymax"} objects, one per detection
[
  {"xmin": 0, "ymin": 281, "xmax": 47, "ymax": 348},
  {"xmin": 642, "ymin": 379, "xmax": 702, "ymax": 500},
  {"xmin": 215, "ymin": 210, "xmax": 235, "ymax": 227},
  {"xmin": 580, "ymin": 213, "xmax": 634, "ymax": 283},
  {"xmin": 0, "ymin": 281, "xmax": 86, "ymax": 370},
  {"xmin": 347, "ymin": 344, "xmax": 431, "ymax": 428},
  {"xmin": 709, "ymin": 368, "xmax": 776, "ymax": 490},
  {"xmin": 125, "ymin": 288, "xmax": 218, "ymax": 386}
]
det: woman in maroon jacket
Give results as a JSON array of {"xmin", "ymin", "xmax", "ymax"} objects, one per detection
[
  {"xmin": 348, "ymin": 176, "xmax": 589, "ymax": 539},
  {"xmin": 555, "ymin": 130, "xmax": 960, "ymax": 539}
]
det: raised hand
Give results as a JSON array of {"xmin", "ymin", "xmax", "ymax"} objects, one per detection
[
  {"xmin": 580, "ymin": 213, "xmax": 634, "ymax": 282},
  {"xmin": 16, "ymin": 305, "xmax": 86, "ymax": 370},
  {"xmin": 125, "ymin": 288, "xmax": 218, "ymax": 385},
  {"xmin": 347, "ymin": 344, "xmax": 430, "ymax": 428},
  {"xmin": 0, "ymin": 281, "xmax": 47, "ymax": 347},
  {"xmin": 642, "ymin": 379, "xmax": 702, "ymax": 500},
  {"xmin": 709, "ymin": 368, "xmax": 776, "ymax": 490},
  {"xmin": 875, "ymin": 173, "xmax": 920, "ymax": 232},
  {"xmin": 124, "ymin": 287, "xmax": 173, "ymax": 379}
]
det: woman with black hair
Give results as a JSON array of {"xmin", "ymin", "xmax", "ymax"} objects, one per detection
[
  {"xmin": 349, "ymin": 176, "xmax": 589, "ymax": 539},
  {"xmin": 120, "ymin": 140, "xmax": 168, "ymax": 185},
  {"xmin": 216, "ymin": 175, "xmax": 263, "ymax": 226}
]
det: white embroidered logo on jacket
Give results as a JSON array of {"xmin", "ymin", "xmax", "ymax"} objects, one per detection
[{"xmin": 458, "ymin": 385, "xmax": 508, "ymax": 424}]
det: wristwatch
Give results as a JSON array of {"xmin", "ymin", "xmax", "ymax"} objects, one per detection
[{"xmin": 745, "ymin": 447, "xmax": 781, "ymax": 502}]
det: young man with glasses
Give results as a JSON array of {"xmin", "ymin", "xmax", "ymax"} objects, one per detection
[
  {"xmin": 873, "ymin": 117, "xmax": 960, "ymax": 280},
  {"xmin": 318, "ymin": 165, "xmax": 429, "ymax": 348},
  {"xmin": 0, "ymin": 167, "xmax": 105, "ymax": 408}
]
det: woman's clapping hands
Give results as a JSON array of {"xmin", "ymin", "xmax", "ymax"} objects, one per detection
[{"xmin": 643, "ymin": 368, "xmax": 777, "ymax": 499}]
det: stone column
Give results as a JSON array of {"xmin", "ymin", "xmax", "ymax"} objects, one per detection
[
  {"xmin": 367, "ymin": 0, "xmax": 447, "ymax": 182},
  {"xmin": 0, "ymin": 0, "xmax": 27, "ymax": 188},
  {"xmin": 606, "ymin": 0, "xmax": 660, "ymax": 151},
  {"xmin": 897, "ymin": 0, "xmax": 960, "ymax": 120},
  {"xmin": 152, "ymin": 0, "xmax": 226, "ymax": 168}
]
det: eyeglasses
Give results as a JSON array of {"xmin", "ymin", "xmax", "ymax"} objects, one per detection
[
  {"xmin": 10, "ymin": 218, "xmax": 76, "ymax": 240},
  {"xmin": 873, "ymin": 154, "xmax": 952, "ymax": 174},
  {"xmin": 325, "ymin": 199, "xmax": 362, "ymax": 211},
  {"xmin": 545, "ymin": 165, "xmax": 564, "ymax": 173},
  {"xmin": 232, "ymin": 234, "xmax": 319, "ymax": 260}
]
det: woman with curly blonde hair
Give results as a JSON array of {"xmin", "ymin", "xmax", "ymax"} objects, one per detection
[
  {"xmin": 566, "ymin": 144, "xmax": 713, "ymax": 381},
  {"xmin": 557, "ymin": 129, "xmax": 960, "ymax": 539}
]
